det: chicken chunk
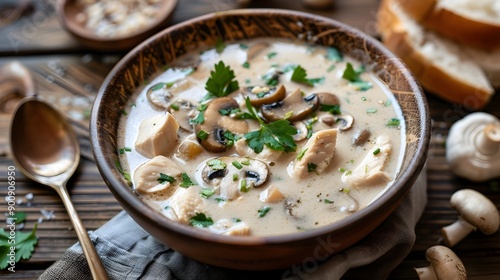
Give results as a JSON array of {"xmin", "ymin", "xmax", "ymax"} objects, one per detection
[
  {"xmin": 259, "ymin": 185, "xmax": 284, "ymax": 203},
  {"xmin": 135, "ymin": 112, "xmax": 179, "ymax": 158},
  {"xmin": 167, "ymin": 187, "xmax": 207, "ymax": 224},
  {"xmin": 209, "ymin": 219, "xmax": 250, "ymax": 236},
  {"xmin": 292, "ymin": 129, "xmax": 338, "ymax": 178},
  {"xmin": 133, "ymin": 155, "xmax": 183, "ymax": 196},
  {"xmin": 345, "ymin": 135, "xmax": 392, "ymax": 188}
]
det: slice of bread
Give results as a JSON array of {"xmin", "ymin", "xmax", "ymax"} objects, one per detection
[
  {"xmin": 396, "ymin": 0, "xmax": 500, "ymax": 50},
  {"xmin": 378, "ymin": 0, "xmax": 494, "ymax": 109}
]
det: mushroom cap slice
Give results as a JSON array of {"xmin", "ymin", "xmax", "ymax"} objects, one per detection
[
  {"xmin": 246, "ymin": 41, "xmax": 271, "ymax": 61},
  {"xmin": 195, "ymin": 97, "xmax": 248, "ymax": 153},
  {"xmin": 147, "ymin": 83, "xmax": 173, "ymax": 110},
  {"xmin": 315, "ymin": 92, "xmax": 340, "ymax": 107},
  {"xmin": 168, "ymin": 98, "xmax": 198, "ymax": 132},
  {"xmin": 450, "ymin": 189, "xmax": 499, "ymax": 235},
  {"xmin": 261, "ymin": 88, "xmax": 319, "ymax": 122},
  {"xmin": 243, "ymin": 84, "xmax": 286, "ymax": 106},
  {"xmin": 198, "ymin": 157, "xmax": 269, "ymax": 200},
  {"xmin": 415, "ymin": 246, "xmax": 467, "ymax": 280},
  {"xmin": 133, "ymin": 155, "xmax": 183, "ymax": 196}
]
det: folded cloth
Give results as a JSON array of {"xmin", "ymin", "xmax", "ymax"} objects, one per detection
[{"xmin": 39, "ymin": 171, "xmax": 426, "ymax": 280}]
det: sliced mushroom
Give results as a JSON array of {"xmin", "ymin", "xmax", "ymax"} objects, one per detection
[
  {"xmin": 292, "ymin": 121, "xmax": 308, "ymax": 141},
  {"xmin": 168, "ymin": 98, "xmax": 198, "ymax": 132},
  {"xmin": 316, "ymin": 112, "xmax": 354, "ymax": 131},
  {"xmin": 147, "ymin": 77, "xmax": 192, "ymax": 110},
  {"xmin": 315, "ymin": 92, "xmax": 340, "ymax": 107},
  {"xmin": 335, "ymin": 114, "xmax": 354, "ymax": 131},
  {"xmin": 198, "ymin": 157, "xmax": 269, "ymax": 200},
  {"xmin": 261, "ymin": 88, "xmax": 319, "ymax": 122},
  {"xmin": 133, "ymin": 155, "xmax": 183, "ymax": 196},
  {"xmin": 242, "ymin": 84, "xmax": 286, "ymax": 106},
  {"xmin": 195, "ymin": 97, "xmax": 248, "ymax": 153},
  {"xmin": 247, "ymin": 41, "xmax": 271, "ymax": 61},
  {"xmin": 352, "ymin": 129, "xmax": 371, "ymax": 146}
]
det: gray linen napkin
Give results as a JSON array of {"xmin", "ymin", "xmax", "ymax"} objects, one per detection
[{"xmin": 39, "ymin": 170, "xmax": 426, "ymax": 280}]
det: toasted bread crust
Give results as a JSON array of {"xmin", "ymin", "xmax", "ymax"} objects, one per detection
[
  {"xmin": 378, "ymin": 0, "xmax": 494, "ymax": 109},
  {"xmin": 396, "ymin": 0, "xmax": 500, "ymax": 50}
]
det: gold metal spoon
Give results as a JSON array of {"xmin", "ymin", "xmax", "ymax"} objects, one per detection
[{"xmin": 10, "ymin": 97, "xmax": 109, "ymax": 279}]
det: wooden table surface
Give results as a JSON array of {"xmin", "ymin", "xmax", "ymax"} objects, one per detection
[{"xmin": 1, "ymin": 0, "xmax": 499, "ymax": 279}]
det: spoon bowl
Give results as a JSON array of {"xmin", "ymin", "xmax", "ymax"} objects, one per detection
[{"xmin": 10, "ymin": 97, "xmax": 108, "ymax": 279}]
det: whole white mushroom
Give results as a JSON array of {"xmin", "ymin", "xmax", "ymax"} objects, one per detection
[
  {"xmin": 414, "ymin": 245, "xmax": 467, "ymax": 280},
  {"xmin": 442, "ymin": 189, "xmax": 499, "ymax": 247}
]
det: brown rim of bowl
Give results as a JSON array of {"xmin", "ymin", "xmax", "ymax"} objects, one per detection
[
  {"xmin": 57, "ymin": 0, "xmax": 178, "ymax": 42},
  {"xmin": 91, "ymin": 9, "xmax": 430, "ymax": 246}
]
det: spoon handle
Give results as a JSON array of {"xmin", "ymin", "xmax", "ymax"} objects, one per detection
[{"xmin": 56, "ymin": 184, "xmax": 110, "ymax": 280}]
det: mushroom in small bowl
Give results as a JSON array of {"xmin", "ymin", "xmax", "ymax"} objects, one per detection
[{"xmin": 90, "ymin": 9, "xmax": 430, "ymax": 270}]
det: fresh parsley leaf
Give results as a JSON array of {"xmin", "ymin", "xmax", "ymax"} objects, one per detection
[
  {"xmin": 222, "ymin": 130, "xmax": 240, "ymax": 147},
  {"xmin": 196, "ymin": 130, "xmax": 209, "ymax": 140},
  {"xmin": 307, "ymin": 162, "xmax": 318, "ymax": 173},
  {"xmin": 243, "ymin": 98, "xmax": 297, "ymax": 153},
  {"xmin": 305, "ymin": 117, "xmax": 318, "ymax": 139},
  {"xmin": 257, "ymin": 206, "xmax": 271, "ymax": 218},
  {"xmin": 0, "ymin": 224, "xmax": 38, "ymax": 269},
  {"xmin": 262, "ymin": 72, "xmax": 279, "ymax": 86},
  {"xmin": 215, "ymin": 39, "xmax": 226, "ymax": 54},
  {"xmin": 320, "ymin": 104, "xmax": 341, "ymax": 115},
  {"xmin": 324, "ymin": 199, "xmax": 334, "ymax": 204},
  {"xmin": 189, "ymin": 213, "xmax": 214, "ymax": 228},
  {"xmin": 326, "ymin": 47, "xmax": 343, "ymax": 62},
  {"xmin": 291, "ymin": 65, "xmax": 324, "ymax": 86},
  {"xmin": 233, "ymin": 218, "xmax": 242, "ymax": 222},
  {"xmin": 207, "ymin": 159, "xmax": 227, "ymax": 170},
  {"xmin": 242, "ymin": 61, "xmax": 250, "ymax": 69},
  {"xmin": 11, "ymin": 211, "xmax": 27, "ymax": 224},
  {"xmin": 205, "ymin": 61, "xmax": 239, "ymax": 98},
  {"xmin": 342, "ymin": 63, "xmax": 372, "ymax": 91},
  {"xmin": 151, "ymin": 83, "xmax": 166, "ymax": 91},
  {"xmin": 200, "ymin": 188, "xmax": 216, "ymax": 199},
  {"xmin": 387, "ymin": 118, "xmax": 401, "ymax": 127},
  {"xmin": 115, "ymin": 160, "xmax": 131, "ymax": 185},
  {"xmin": 239, "ymin": 43, "xmax": 248, "ymax": 50},
  {"xmin": 180, "ymin": 173, "xmax": 196, "ymax": 188},
  {"xmin": 373, "ymin": 148, "xmax": 381, "ymax": 155},
  {"xmin": 157, "ymin": 173, "xmax": 175, "ymax": 184},
  {"xmin": 215, "ymin": 197, "xmax": 226, "ymax": 203},
  {"xmin": 118, "ymin": 147, "xmax": 132, "ymax": 154},
  {"xmin": 267, "ymin": 52, "xmax": 277, "ymax": 59}
]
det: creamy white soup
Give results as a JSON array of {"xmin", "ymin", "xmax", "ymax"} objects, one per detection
[{"xmin": 118, "ymin": 38, "xmax": 406, "ymax": 236}]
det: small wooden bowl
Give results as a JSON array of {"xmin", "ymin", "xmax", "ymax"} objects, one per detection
[{"xmin": 57, "ymin": 0, "xmax": 177, "ymax": 51}]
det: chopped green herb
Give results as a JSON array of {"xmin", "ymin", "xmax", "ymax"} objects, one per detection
[
  {"xmin": 11, "ymin": 211, "xmax": 27, "ymax": 224},
  {"xmin": 207, "ymin": 158, "xmax": 227, "ymax": 170},
  {"xmin": 118, "ymin": 147, "xmax": 132, "ymax": 154},
  {"xmin": 204, "ymin": 61, "xmax": 239, "ymax": 99},
  {"xmin": 239, "ymin": 43, "xmax": 249, "ymax": 50},
  {"xmin": 373, "ymin": 148, "xmax": 381, "ymax": 155},
  {"xmin": 387, "ymin": 118, "xmax": 401, "ymax": 127},
  {"xmin": 345, "ymin": 170, "xmax": 352, "ymax": 176},
  {"xmin": 196, "ymin": 130, "xmax": 209, "ymax": 140},
  {"xmin": 115, "ymin": 160, "xmax": 131, "ymax": 184},
  {"xmin": 215, "ymin": 38, "xmax": 226, "ymax": 53},
  {"xmin": 180, "ymin": 172, "xmax": 196, "ymax": 188},
  {"xmin": 151, "ymin": 83, "xmax": 166, "ymax": 91},
  {"xmin": 361, "ymin": 96, "xmax": 367, "ymax": 101},
  {"xmin": 120, "ymin": 109, "xmax": 128, "ymax": 116},
  {"xmin": 189, "ymin": 213, "xmax": 214, "ymax": 228},
  {"xmin": 157, "ymin": 173, "xmax": 175, "ymax": 184},
  {"xmin": 339, "ymin": 167, "xmax": 346, "ymax": 173},
  {"xmin": 384, "ymin": 99, "xmax": 392, "ymax": 106},
  {"xmin": 241, "ymin": 159, "xmax": 251, "ymax": 166},
  {"xmin": 218, "ymin": 107, "xmax": 240, "ymax": 116},
  {"xmin": 291, "ymin": 65, "xmax": 324, "ymax": 86},
  {"xmin": 282, "ymin": 63, "xmax": 297, "ymax": 73},
  {"xmin": 320, "ymin": 104, "xmax": 341, "ymax": 115},
  {"xmin": 170, "ymin": 103, "xmax": 180, "ymax": 111},
  {"xmin": 307, "ymin": 162, "xmax": 318, "ymax": 173},
  {"xmin": 342, "ymin": 63, "xmax": 372, "ymax": 91},
  {"xmin": 305, "ymin": 117, "xmax": 318, "ymax": 138},
  {"xmin": 366, "ymin": 108, "xmax": 378, "ymax": 114},
  {"xmin": 0, "ymin": 224, "xmax": 38, "ymax": 269},
  {"xmin": 283, "ymin": 111, "xmax": 294, "ymax": 120},
  {"xmin": 242, "ymin": 61, "xmax": 250, "ymax": 69},
  {"xmin": 324, "ymin": 199, "xmax": 334, "ymax": 204},
  {"xmin": 233, "ymin": 174, "xmax": 239, "ymax": 181},
  {"xmin": 326, "ymin": 47, "xmax": 343, "ymax": 62},
  {"xmin": 215, "ymin": 197, "xmax": 226, "ymax": 203},
  {"xmin": 296, "ymin": 148, "xmax": 308, "ymax": 160},
  {"xmin": 222, "ymin": 130, "xmax": 240, "ymax": 147},
  {"xmin": 267, "ymin": 52, "xmax": 277, "ymax": 59},
  {"xmin": 239, "ymin": 179, "xmax": 250, "ymax": 192},
  {"xmin": 245, "ymin": 79, "xmax": 251, "ymax": 84},
  {"xmin": 262, "ymin": 72, "xmax": 279, "ymax": 86},
  {"xmin": 365, "ymin": 164, "xmax": 369, "ymax": 173},
  {"xmin": 200, "ymin": 188, "xmax": 216, "ymax": 199},
  {"xmin": 327, "ymin": 65, "xmax": 336, "ymax": 73},
  {"xmin": 243, "ymin": 98, "xmax": 297, "ymax": 153},
  {"xmin": 233, "ymin": 218, "xmax": 242, "ymax": 222},
  {"xmin": 256, "ymin": 91, "xmax": 268, "ymax": 98},
  {"xmin": 189, "ymin": 104, "xmax": 207, "ymax": 125},
  {"xmin": 232, "ymin": 161, "xmax": 243, "ymax": 169},
  {"xmin": 258, "ymin": 206, "xmax": 271, "ymax": 218},
  {"xmin": 164, "ymin": 205, "xmax": 170, "ymax": 210},
  {"xmin": 340, "ymin": 187, "xmax": 350, "ymax": 194}
]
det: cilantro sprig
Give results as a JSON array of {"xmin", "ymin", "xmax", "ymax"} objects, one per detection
[
  {"xmin": 189, "ymin": 213, "xmax": 214, "ymax": 228},
  {"xmin": 204, "ymin": 61, "xmax": 239, "ymax": 100},
  {"xmin": 180, "ymin": 172, "xmax": 196, "ymax": 188},
  {"xmin": 243, "ymin": 98, "xmax": 297, "ymax": 154},
  {"xmin": 0, "ymin": 224, "xmax": 38, "ymax": 269},
  {"xmin": 291, "ymin": 65, "xmax": 324, "ymax": 86},
  {"xmin": 157, "ymin": 173, "xmax": 175, "ymax": 184}
]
